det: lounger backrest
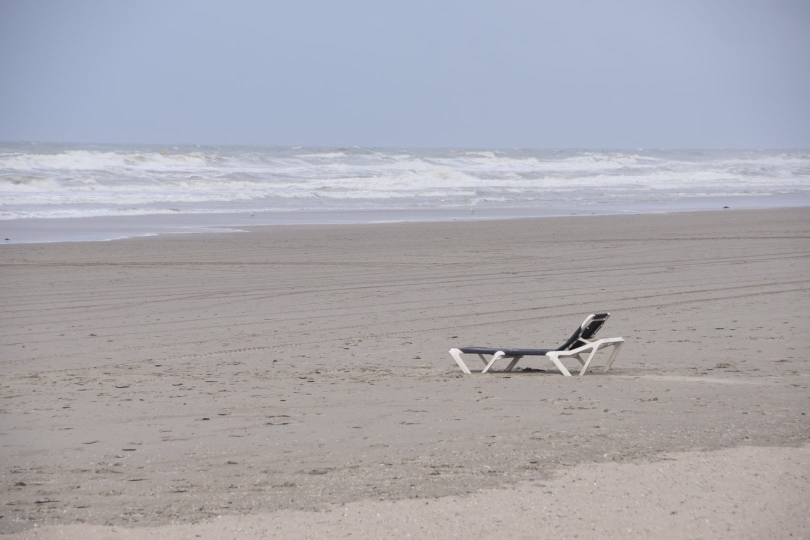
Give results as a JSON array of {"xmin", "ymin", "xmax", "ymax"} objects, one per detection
[{"xmin": 556, "ymin": 312, "xmax": 610, "ymax": 351}]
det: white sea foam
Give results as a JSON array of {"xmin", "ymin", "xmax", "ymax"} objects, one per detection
[
  {"xmin": 1, "ymin": 144, "xmax": 808, "ymax": 220},
  {"xmin": 0, "ymin": 149, "xmax": 210, "ymax": 171}
]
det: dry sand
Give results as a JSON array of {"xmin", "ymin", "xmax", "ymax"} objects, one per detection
[{"xmin": 1, "ymin": 208, "xmax": 809, "ymax": 538}]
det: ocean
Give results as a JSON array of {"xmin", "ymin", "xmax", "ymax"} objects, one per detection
[{"xmin": 1, "ymin": 143, "xmax": 809, "ymax": 242}]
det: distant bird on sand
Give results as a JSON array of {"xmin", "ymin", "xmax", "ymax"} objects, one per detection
[{"xmin": 249, "ymin": 211, "xmax": 255, "ymax": 218}]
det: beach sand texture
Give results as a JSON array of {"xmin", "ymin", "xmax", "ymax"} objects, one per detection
[{"xmin": 1, "ymin": 208, "xmax": 809, "ymax": 538}]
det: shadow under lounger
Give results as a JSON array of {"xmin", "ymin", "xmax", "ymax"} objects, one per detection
[{"xmin": 448, "ymin": 313, "xmax": 625, "ymax": 376}]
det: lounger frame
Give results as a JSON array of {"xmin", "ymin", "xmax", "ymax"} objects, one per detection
[{"xmin": 449, "ymin": 337, "xmax": 623, "ymax": 376}]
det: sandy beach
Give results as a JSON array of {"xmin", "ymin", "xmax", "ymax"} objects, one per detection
[{"xmin": 1, "ymin": 208, "xmax": 809, "ymax": 538}]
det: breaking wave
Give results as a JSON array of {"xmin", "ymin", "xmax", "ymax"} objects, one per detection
[{"xmin": 1, "ymin": 144, "xmax": 808, "ymax": 219}]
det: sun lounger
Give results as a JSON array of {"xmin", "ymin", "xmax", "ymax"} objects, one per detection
[{"xmin": 448, "ymin": 313, "xmax": 624, "ymax": 376}]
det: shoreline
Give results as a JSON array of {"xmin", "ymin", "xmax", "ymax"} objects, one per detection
[
  {"xmin": 2, "ymin": 193, "xmax": 809, "ymax": 244},
  {"xmin": 1, "ymin": 207, "xmax": 808, "ymax": 536}
]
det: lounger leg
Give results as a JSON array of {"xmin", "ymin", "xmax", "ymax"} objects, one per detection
[
  {"xmin": 481, "ymin": 351, "xmax": 505, "ymax": 374},
  {"xmin": 573, "ymin": 354, "xmax": 585, "ymax": 366},
  {"xmin": 545, "ymin": 352, "xmax": 572, "ymax": 377},
  {"xmin": 449, "ymin": 348, "xmax": 471, "ymax": 375},
  {"xmin": 505, "ymin": 355, "xmax": 523, "ymax": 372},
  {"xmin": 477, "ymin": 354, "xmax": 488, "ymax": 366},
  {"xmin": 603, "ymin": 341, "xmax": 624, "ymax": 373},
  {"xmin": 579, "ymin": 346, "xmax": 600, "ymax": 376}
]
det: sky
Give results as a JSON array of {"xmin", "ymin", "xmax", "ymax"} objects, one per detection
[{"xmin": 1, "ymin": 0, "xmax": 809, "ymax": 148}]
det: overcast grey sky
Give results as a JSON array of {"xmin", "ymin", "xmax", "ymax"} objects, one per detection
[{"xmin": 1, "ymin": 0, "xmax": 809, "ymax": 148}]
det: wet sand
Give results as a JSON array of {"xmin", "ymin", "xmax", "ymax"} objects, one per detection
[{"xmin": 1, "ymin": 208, "xmax": 809, "ymax": 538}]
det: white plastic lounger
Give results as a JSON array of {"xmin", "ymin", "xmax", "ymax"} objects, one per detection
[{"xmin": 449, "ymin": 313, "xmax": 624, "ymax": 376}]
